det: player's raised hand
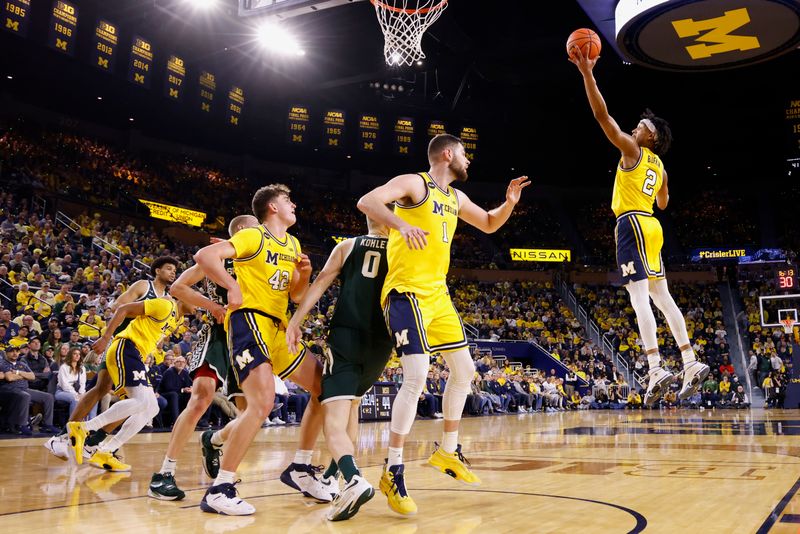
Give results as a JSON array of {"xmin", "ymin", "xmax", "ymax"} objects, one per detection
[
  {"xmin": 286, "ymin": 321, "xmax": 302, "ymax": 355},
  {"xmin": 506, "ymin": 176, "xmax": 531, "ymax": 205},
  {"xmin": 568, "ymin": 45, "xmax": 598, "ymax": 75},
  {"xmin": 399, "ymin": 224, "xmax": 429, "ymax": 250},
  {"xmin": 296, "ymin": 253, "xmax": 312, "ymax": 277}
]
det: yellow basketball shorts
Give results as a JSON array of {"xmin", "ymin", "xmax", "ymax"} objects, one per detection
[
  {"xmin": 383, "ymin": 288, "xmax": 468, "ymax": 356},
  {"xmin": 614, "ymin": 211, "xmax": 665, "ymax": 283},
  {"xmin": 226, "ymin": 308, "xmax": 307, "ymax": 387},
  {"xmin": 105, "ymin": 338, "xmax": 149, "ymax": 397}
]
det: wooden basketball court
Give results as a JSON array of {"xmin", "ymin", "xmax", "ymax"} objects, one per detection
[{"xmin": 3, "ymin": 410, "xmax": 800, "ymax": 533}]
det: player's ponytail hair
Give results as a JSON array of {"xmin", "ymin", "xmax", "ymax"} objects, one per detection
[{"xmin": 641, "ymin": 109, "xmax": 672, "ymax": 156}]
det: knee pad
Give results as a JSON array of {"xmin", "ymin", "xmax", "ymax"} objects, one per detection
[{"xmin": 398, "ymin": 354, "xmax": 428, "ymax": 395}]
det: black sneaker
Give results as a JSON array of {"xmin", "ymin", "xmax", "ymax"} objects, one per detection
[
  {"xmin": 148, "ymin": 472, "xmax": 186, "ymax": 501},
  {"xmin": 201, "ymin": 429, "xmax": 222, "ymax": 479}
]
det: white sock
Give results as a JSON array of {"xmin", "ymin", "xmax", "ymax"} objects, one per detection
[
  {"xmin": 388, "ymin": 446, "xmax": 403, "ymax": 467},
  {"xmin": 160, "ymin": 457, "xmax": 177, "ymax": 475},
  {"xmin": 681, "ymin": 348, "xmax": 697, "ymax": 366},
  {"xmin": 210, "ymin": 431, "xmax": 224, "ymax": 447},
  {"xmin": 294, "ymin": 449, "xmax": 313, "ymax": 465},
  {"xmin": 647, "ymin": 353, "xmax": 662, "ymax": 372},
  {"xmin": 214, "ymin": 469, "xmax": 236, "ymax": 486},
  {"xmin": 441, "ymin": 431, "xmax": 458, "ymax": 454}
]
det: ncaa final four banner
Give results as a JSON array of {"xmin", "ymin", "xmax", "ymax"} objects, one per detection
[
  {"xmin": 164, "ymin": 54, "xmax": 186, "ymax": 102},
  {"xmin": 427, "ymin": 120, "xmax": 446, "ymax": 138},
  {"xmin": 287, "ymin": 105, "xmax": 310, "ymax": 145},
  {"xmin": 394, "ymin": 117, "xmax": 414, "ymax": 155},
  {"xmin": 92, "ymin": 19, "xmax": 118, "ymax": 73},
  {"xmin": 460, "ymin": 125, "xmax": 478, "ymax": 160},
  {"xmin": 48, "ymin": 0, "xmax": 78, "ymax": 56},
  {"xmin": 323, "ymin": 110, "xmax": 345, "ymax": 149},
  {"xmin": 3, "ymin": 0, "xmax": 30, "ymax": 37},
  {"xmin": 358, "ymin": 113, "xmax": 379, "ymax": 152}
]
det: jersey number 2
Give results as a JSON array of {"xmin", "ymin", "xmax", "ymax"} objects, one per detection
[{"xmin": 642, "ymin": 169, "xmax": 657, "ymax": 197}]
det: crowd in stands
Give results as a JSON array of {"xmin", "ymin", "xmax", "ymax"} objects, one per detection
[
  {"xmin": 576, "ymin": 282, "xmax": 751, "ymax": 409},
  {"xmin": 1, "ymin": 123, "xmax": 781, "ymax": 436},
  {"xmin": 739, "ymin": 279, "xmax": 793, "ymax": 409}
]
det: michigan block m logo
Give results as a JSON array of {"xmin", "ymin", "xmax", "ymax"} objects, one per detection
[
  {"xmin": 621, "ymin": 261, "xmax": 637, "ymax": 277},
  {"xmin": 672, "ymin": 8, "xmax": 760, "ymax": 60},
  {"xmin": 236, "ymin": 349, "xmax": 254, "ymax": 370},
  {"xmin": 6, "ymin": 18, "xmax": 19, "ymax": 32},
  {"xmin": 395, "ymin": 329, "xmax": 410, "ymax": 348},
  {"xmin": 132, "ymin": 370, "xmax": 147, "ymax": 381}
]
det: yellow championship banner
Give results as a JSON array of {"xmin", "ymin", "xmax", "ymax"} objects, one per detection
[
  {"xmin": 510, "ymin": 248, "xmax": 571, "ymax": 262},
  {"xmin": 138, "ymin": 199, "xmax": 206, "ymax": 227}
]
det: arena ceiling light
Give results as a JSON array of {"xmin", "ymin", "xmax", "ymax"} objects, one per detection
[
  {"xmin": 185, "ymin": 0, "xmax": 218, "ymax": 10},
  {"xmin": 256, "ymin": 22, "xmax": 305, "ymax": 56}
]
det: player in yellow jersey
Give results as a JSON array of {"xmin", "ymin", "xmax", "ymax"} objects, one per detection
[
  {"xmin": 570, "ymin": 47, "xmax": 709, "ymax": 407},
  {"xmin": 358, "ymin": 133, "xmax": 529, "ymax": 515},
  {"xmin": 194, "ymin": 184, "xmax": 324, "ymax": 516},
  {"xmin": 66, "ymin": 290, "xmax": 191, "ymax": 472}
]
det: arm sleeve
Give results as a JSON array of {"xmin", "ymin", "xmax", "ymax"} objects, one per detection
[{"xmin": 78, "ymin": 368, "xmax": 86, "ymax": 394}]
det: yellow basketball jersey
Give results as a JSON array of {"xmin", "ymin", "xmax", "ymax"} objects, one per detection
[
  {"xmin": 228, "ymin": 224, "xmax": 300, "ymax": 326},
  {"xmin": 382, "ymin": 172, "xmax": 458, "ymax": 302},
  {"xmin": 117, "ymin": 297, "xmax": 180, "ymax": 357},
  {"xmin": 611, "ymin": 147, "xmax": 664, "ymax": 217}
]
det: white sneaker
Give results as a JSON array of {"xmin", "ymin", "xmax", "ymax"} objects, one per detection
[
  {"xmin": 644, "ymin": 368, "xmax": 675, "ymax": 406},
  {"xmin": 200, "ymin": 482, "xmax": 255, "ymax": 516},
  {"xmin": 271, "ymin": 417, "xmax": 286, "ymax": 425},
  {"xmin": 84, "ymin": 442, "xmax": 100, "ymax": 460},
  {"xmin": 433, "ymin": 412, "xmax": 443, "ymax": 418},
  {"xmin": 320, "ymin": 475, "xmax": 340, "ymax": 500},
  {"xmin": 279, "ymin": 463, "xmax": 334, "ymax": 502},
  {"xmin": 44, "ymin": 434, "xmax": 69, "ymax": 461},
  {"xmin": 679, "ymin": 362, "xmax": 710, "ymax": 400},
  {"xmin": 326, "ymin": 475, "xmax": 374, "ymax": 521}
]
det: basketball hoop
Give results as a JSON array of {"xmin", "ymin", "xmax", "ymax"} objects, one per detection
[
  {"xmin": 781, "ymin": 317, "xmax": 796, "ymax": 335},
  {"xmin": 370, "ymin": 0, "xmax": 447, "ymax": 66}
]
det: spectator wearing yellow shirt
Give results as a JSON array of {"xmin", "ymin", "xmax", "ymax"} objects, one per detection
[
  {"xmin": 34, "ymin": 282, "xmax": 55, "ymax": 318},
  {"xmin": 15, "ymin": 282, "xmax": 34, "ymax": 312},
  {"xmin": 627, "ymin": 389, "xmax": 642, "ymax": 409},
  {"xmin": 26, "ymin": 264, "xmax": 43, "ymax": 283},
  {"xmin": 78, "ymin": 305, "xmax": 105, "ymax": 339},
  {"xmin": 9, "ymin": 325, "xmax": 31, "ymax": 347}
]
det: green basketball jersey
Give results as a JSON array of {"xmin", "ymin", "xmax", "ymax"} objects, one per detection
[
  {"xmin": 329, "ymin": 235, "xmax": 389, "ymax": 335},
  {"xmin": 205, "ymin": 259, "xmax": 234, "ymax": 324},
  {"xmin": 114, "ymin": 280, "xmax": 163, "ymax": 335}
]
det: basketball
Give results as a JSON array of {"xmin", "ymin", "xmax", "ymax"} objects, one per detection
[{"xmin": 566, "ymin": 28, "xmax": 601, "ymax": 60}]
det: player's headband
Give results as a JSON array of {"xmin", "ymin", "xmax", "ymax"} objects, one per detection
[{"xmin": 640, "ymin": 119, "xmax": 658, "ymax": 138}]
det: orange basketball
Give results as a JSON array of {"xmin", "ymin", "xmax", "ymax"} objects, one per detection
[{"xmin": 567, "ymin": 28, "xmax": 601, "ymax": 60}]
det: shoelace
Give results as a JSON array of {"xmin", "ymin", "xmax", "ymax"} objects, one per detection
[{"xmin": 220, "ymin": 479, "xmax": 243, "ymax": 498}]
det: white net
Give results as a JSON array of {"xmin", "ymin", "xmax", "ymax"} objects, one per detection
[
  {"xmin": 371, "ymin": 0, "xmax": 448, "ymax": 66},
  {"xmin": 782, "ymin": 319, "xmax": 796, "ymax": 335}
]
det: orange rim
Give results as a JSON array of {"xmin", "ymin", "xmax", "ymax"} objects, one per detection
[{"xmin": 370, "ymin": 0, "xmax": 447, "ymax": 15}]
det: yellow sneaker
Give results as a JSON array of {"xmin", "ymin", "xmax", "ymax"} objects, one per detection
[
  {"xmin": 427, "ymin": 444, "xmax": 481, "ymax": 486},
  {"xmin": 66, "ymin": 422, "xmax": 88, "ymax": 465},
  {"xmin": 89, "ymin": 451, "xmax": 132, "ymax": 472},
  {"xmin": 379, "ymin": 462, "xmax": 417, "ymax": 516}
]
